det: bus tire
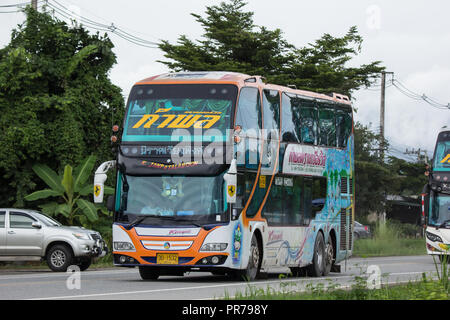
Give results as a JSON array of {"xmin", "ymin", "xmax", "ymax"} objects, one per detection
[
  {"xmin": 139, "ymin": 266, "xmax": 160, "ymax": 280},
  {"xmin": 239, "ymin": 234, "xmax": 261, "ymax": 281},
  {"xmin": 323, "ymin": 235, "xmax": 334, "ymax": 276},
  {"xmin": 308, "ymin": 232, "xmax": 325, "ymax": 277}
]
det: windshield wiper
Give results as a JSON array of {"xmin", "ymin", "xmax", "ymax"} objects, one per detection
[
  {"xmin": 438, "ymin": 219, "xmax": 450, "ymax": 228},
  {"xmin": 124, "ymin": 215, "xmax": 203, "ymax": 230}
]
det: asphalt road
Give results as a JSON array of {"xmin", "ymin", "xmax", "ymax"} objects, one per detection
[{"xmin": 0, "ymin": 255, "xmax": 441, "ymax": 300}]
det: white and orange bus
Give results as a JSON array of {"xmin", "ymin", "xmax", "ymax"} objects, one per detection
[
  {"xmin": 422, "ymin": 130, "xmax": 450, "ymax": 261},
  {"xmin": 94, "ymin": 71, "xmax": 355, "ymax": 280}
]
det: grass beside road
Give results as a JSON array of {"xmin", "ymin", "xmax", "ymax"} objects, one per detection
[
  {"xmin": 353, "ymin": 220, "xmax": 426, "ymax": 257},
  {"xmin": 228, "ymin": 275, "xmax": 449, "ymax": 300}
]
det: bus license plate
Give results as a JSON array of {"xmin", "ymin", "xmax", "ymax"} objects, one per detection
[{"xmin": 157, "ymin": 253, "xmax": 178, "ymax": 265}]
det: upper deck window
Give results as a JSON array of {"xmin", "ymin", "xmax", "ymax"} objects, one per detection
[
  {"xmin": 235, "ymin": 87, "xmax": 262, "ymax": 134},
  {"xmin": 318, "ymin": 103, "xmax": 336, "ymax": 147},
  {"xmin": 123, "ymin": 84, "xmax": 238, "ymax": 142},
  {"xmin": 281, "ymin": 93, "xmax": 299, "ymax": 143},
  {"xmin": 262, "ymin": 90, "xmax": 280, "ymax": 138}
]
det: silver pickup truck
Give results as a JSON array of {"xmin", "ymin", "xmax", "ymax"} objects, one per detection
[{"xmin": 0, "ymin": 208, "xmax": 107, "ymax": 271}]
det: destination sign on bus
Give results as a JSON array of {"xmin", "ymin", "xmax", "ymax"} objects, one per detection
[{"xmin": 282, "ymin": 144, "xmax": 327, "ymax": 176}]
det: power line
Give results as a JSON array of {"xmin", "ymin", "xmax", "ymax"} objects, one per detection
[
  {"xmin": 44, "ymin": 0, "xmax": 159, "ymax": 49},
  {"xmin": 0, "ymin": 2, "xmax": 29, "ymax": 7},
  {"xmin": 391, "ymin": 78, "xmax": 450, "ymax": 110}
]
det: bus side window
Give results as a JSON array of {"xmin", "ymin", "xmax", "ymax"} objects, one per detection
[
  {"xmin": 312, "ymin": 177, "xmax": 327, "ymax": 213},
  {"xmin": 303, "ymin": 178, "xmax": 313, "ymax": 225},
  {"xmin": 318, "ymin": 103, "xmax": 336, "ymax": 147},
  {"xmin": 298, "ymin": 98, "xmax": 317, "ymax": 145},
  {"xmin": 235, "ymin": 87, "xmax": 261, "ymax": 135},
  {"xmin": 236, "ymin": 87, "xmax": 262, "ymax": 166},
  {"xmin": 284, "ymin": 177, "xmax": 302, "ymax": 225},
  {"xmin": 262, "ymin": 89, "xmax": 280, "ymax": 140},
  {"xmin": 262, "ymin": 176, "xmax": 283, "ymax": 225},
  {"xmin": 244, "ymin": 172, "xmax": 266, "ymax": 218},
  {"xmin": 336, "ymin": 107, "xmax": 352, "ymax": 148},
  {"xmin": 235, "ymin": 173, "xmax": 245, "ymax": 209},
  {"xmin": 281, "ymin": 93, "xmax": 299, "ymax": 143}
]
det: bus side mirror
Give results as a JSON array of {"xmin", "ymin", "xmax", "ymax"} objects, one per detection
[
  {"xmin": 224, "ymin": 159, "xmax": 237, "ymax": 204},
  {"xmin": 93, "ymin": 161, "xmax": 116, "ymax": 203}
]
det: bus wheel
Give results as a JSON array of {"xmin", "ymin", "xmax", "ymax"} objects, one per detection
[
  {"xmin": 139, "ymin": 266, "xmax": 160, "ymax": 280},
  {"xmin": 308, "ymin": 232, "xmax": 325, "ymax": 277},
  {"xmin": 323, "ymin": 236, "xmax": 334, "ymax": 276},
  {"xmin": 240, "ymin": 235, "xmax": 261, "ymax": 281}
]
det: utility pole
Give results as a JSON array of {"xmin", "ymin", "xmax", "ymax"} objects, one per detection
[
  {"xmin": 404, "ymin": 148, "xmax": 429, "ymax": 163},
  {"xmin": 379, "ymin": 71, "xmax": 394, "ymax": 162},
  {"xmin": 31, "ymin": 0, "xmax": 38, "ymax": 10}
]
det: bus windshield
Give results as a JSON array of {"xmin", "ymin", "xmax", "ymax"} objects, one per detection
[
  {"xmin": 430, "ymin": 193, "xmax": 450, "ymax": 227},
  {"xmin": 433, "ymin": 140, "xmax": 450, "ymax": 170},
  {"xmin": 119, "ymin": 174, "xmax": 227, "ymax": 225},
  {"xmin": 123, "ymin": 84, "xmax": 238, "ymax": 142}
]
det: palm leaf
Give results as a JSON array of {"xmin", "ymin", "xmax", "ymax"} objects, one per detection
[
  {"xmin": 73, "ymin": 155, "xmax": 96, "ymax": 192},
  {"xmin": 57, "ymin": 203, "xmax": 71, "ymax": 217},
  {"xmin": 32, "ymin": 164, "xmax": 64, "ymax": 192},
  {"xmin": 24, "ymin": 189, "xmax": 63, "ymax": 201},
  {"xmin": 38, "ymin": 202, "xmax": 59, "ymax": 216},
  {"xmin": 76, "ymin": 198, "xmax": 99, "ymax": 222},
  {"xmin": 61, "ymin": 165, "xmax": 74, "ymax": 197}
]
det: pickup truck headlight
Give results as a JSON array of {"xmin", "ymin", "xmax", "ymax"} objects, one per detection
[
  {"xmin": 73, "ymin": 233, "xmax": 91, "ymax": 240},
  {"xmin": 426, "ymin": 231, "xmax": 443, "ymax": 243},
  {"xmin": 113, "ymin": 241, "xmax": 135, "ymax": 251},
  {"xmin": 200, "ymin": 243, "xmax": 228, "ymax": 251}
]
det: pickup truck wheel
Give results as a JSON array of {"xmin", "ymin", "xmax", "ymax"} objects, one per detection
[
  {"xmin": 46, "ymin": 244, "xmax": 73, "ymax": 272},
  {"xmin": 78, "ymin": 258, "xmax": 92, "ymax": 271}
]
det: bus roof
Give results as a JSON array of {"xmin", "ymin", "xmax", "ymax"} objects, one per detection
[{"xmin": 135, "ymin": 71, "xmax": 352, "ymax": 106}]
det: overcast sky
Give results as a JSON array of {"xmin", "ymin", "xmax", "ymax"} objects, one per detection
[{"xmin": 1, "ymin": 0, "xmax": 449, "ymax": 161}]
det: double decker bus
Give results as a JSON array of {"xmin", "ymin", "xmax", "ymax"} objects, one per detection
[
  {"xmin": 423, "ymin": 130, "xmax": 450, "ymax": 260},
  {"xmin": 94, "ymin": 71, "xmax": 355, "ymax": 280}
]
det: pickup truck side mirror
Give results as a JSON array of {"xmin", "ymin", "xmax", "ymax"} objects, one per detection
[{"xmin": 32, "ymin": 222, "xmax": 42, "ymax": 229}]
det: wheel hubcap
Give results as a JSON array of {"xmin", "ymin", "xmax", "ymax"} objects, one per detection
[
  {"xmin": 251, "ymin": 243, "xmax": 259, "ymax": 268},
  {"xmin": 316, "ymin": 245, "xmax": 323, "ymax": 267},
  {"xmin": 50, "ymin": 250, "xmax": 66, "ymax": 267},
  {"xmin": 325, "ymin": 243, "xmax": 334, "ymax": 266}
]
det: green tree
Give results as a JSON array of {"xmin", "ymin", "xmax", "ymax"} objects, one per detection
[
  {"xmin": 24, "ymin": 155, "xmax": 113, "ymax": 226},
  {"xmin": 0, "ymin": 7, "xmax": 124, "ymax": 207},
  {"xmin": 354, "ymin": 122, "xmax": 393, "ymax": 219},
  {"xmin": 158, "ymin": 0, "xmax": 384, "ymax": 96}
]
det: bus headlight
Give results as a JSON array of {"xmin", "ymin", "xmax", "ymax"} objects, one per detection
[
  {"xmin": 200, "ymin": 243, "xmax": 228, "ymax": 251},
  {"xmin": 426, "ymin": 231, "xmax": 443, "ymax": 243},
  {"xmin": 113, "ymin": 241, "xmax": 135, "ymax": 251}
]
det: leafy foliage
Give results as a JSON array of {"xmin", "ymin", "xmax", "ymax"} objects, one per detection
[
  {"xmin": 24, "ymin": 155, "xmax": 113, "ymax": 226},
  {"xmin": 354, "ymin": 122, "xmax": 428, "ymax": 219},
  {"xmin": 0, "ymin": 7, "xmax": 124, "ymax": 207},
  {"xmin": 158, "ymin": 0, "xmax": 384, "ymax": 96}
]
